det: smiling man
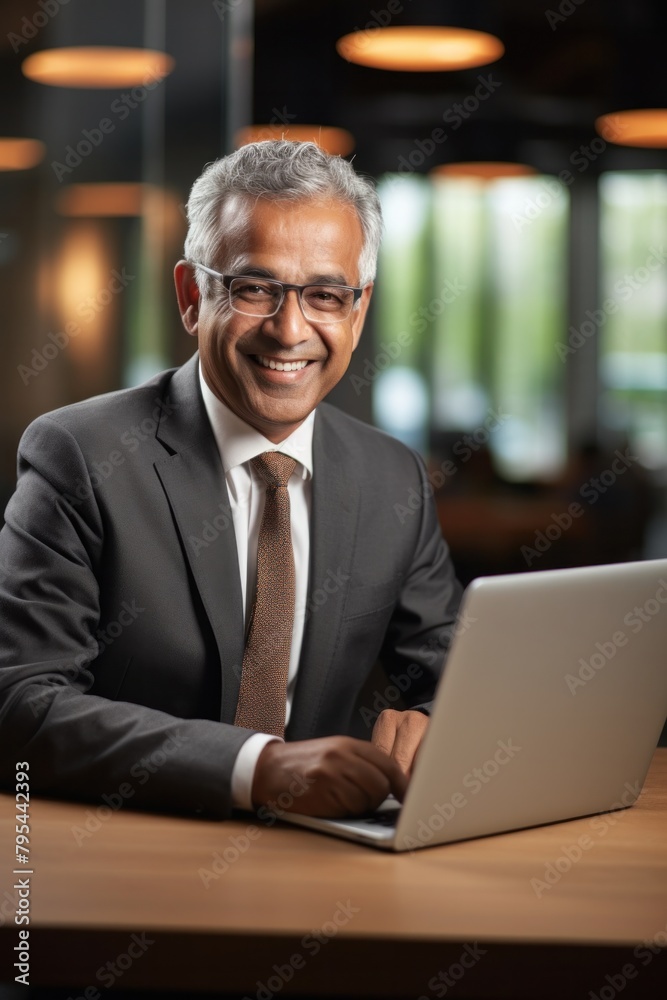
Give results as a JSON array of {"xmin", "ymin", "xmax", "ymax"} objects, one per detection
[
  {"xmin": 0, "ymin": 141, "xmax": 462, "ymax": 819},
  {"xmin": 178, "ymin": 195, "xmax": 371, "ymax": 441}
]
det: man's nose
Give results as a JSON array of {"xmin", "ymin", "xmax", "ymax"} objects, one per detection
[{"xmin": 262, "ymin": 288, "xmax": 310, "ymax": 344}]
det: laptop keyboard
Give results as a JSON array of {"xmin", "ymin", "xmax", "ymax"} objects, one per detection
[{"xmin": 362, "ymin": 809, "xmax": 399, "ymax": 827}]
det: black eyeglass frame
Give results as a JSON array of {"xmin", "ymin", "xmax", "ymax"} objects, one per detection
[{"xmin": 190, "ymin": 262, "xmax": 364, "ymax": 322}]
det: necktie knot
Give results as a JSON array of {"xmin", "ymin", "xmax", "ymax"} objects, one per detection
[{"xmin": 252, "ymin": 451, "xmax": 297, "ymax": 489}]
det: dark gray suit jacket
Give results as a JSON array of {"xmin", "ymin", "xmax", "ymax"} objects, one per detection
[{"xmin": 0, "ymin": 352, "xmax": 462, "ymax": 817}]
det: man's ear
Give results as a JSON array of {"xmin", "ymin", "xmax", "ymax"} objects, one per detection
[
  {"xmin": 351, "ymin": 282, "xmax": 374, "ymax": 351},
  {"xmin": 174, "ymin": 260, "xmax": 201, "ymax": 337}
]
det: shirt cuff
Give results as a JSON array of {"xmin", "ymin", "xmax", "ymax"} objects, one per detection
[{"xmin": 230, "ymin": 732, "xmax": 283, "ymax": 811}]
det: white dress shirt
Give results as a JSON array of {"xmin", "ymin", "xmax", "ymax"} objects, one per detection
[{"xmin": 198, "ymin": 362, "xmax": 315, "ymax": 810}]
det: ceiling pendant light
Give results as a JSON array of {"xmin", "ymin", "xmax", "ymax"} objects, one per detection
[
  {"xmin": 0, "ymin": 138, "xmax": 45, "ymax": 170},
  {"xmin": 336, "ymin": 26, "xmax": 504, "ymax": 73},
  {"xmin": 596, "ymin": 109, "xmax": 667, "ymax": 148},
  {"xmin": 431, "ymin": 162, "xmax": 537, "ymax": 181},
  {"xmin": 22, "ymin": 46, "xmax": 174, "ymax": 88},
  {"xmin": 235, "ymin": 125, "xmax": 355, "ymax": 156},
  {"xmin": 55, "ymin": 183, "xmax": 147, "ymax": 216}
]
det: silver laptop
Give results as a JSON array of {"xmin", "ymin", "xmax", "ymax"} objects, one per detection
[{"xmin": 284, "ymin": 559, "xmax": 667, "ymax": 851}]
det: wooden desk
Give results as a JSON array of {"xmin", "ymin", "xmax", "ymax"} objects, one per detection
[{"xmin": 1, "ymin": 751, "xmax": 666, "ymax": 997}]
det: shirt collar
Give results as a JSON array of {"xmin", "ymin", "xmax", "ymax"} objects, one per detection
[{"xmin": 198, "ymin": 359, "xmax": 314, "ymax": 480}]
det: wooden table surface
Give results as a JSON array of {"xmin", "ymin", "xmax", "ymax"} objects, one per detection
[{"xmin": 1, "ymin": 750, "xmax": 666, "ymax": 996}]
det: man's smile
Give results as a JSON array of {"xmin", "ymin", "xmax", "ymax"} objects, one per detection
[
  {"xmin": 242, "ymin": 352, "xmax": 323, "ymax": 384},
  {"xmin": 253, "ymin": 354, "xmax": 312, "ymax": 371}
]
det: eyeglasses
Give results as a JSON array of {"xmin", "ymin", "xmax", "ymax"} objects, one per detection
[{"xmin": 191, "ymin": 263, "xmax": 363, "ymax": 323}]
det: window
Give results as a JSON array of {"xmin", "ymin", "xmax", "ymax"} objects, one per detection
[
  {"xmin": 599, "ymin": 171, "xmax": 667, "ymax": 469},
  {"xmin": 375, "ymin": 174, "xmax": 569, "ymax": 480}
]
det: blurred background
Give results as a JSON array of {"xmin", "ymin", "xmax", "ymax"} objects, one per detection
[{"xmin": 1, "ymin": 0, "xmax": 667, "ymax": 586}]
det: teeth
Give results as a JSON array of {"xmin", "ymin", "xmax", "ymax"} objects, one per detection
[{"xmin": 256, "ymin": 355, "xmax": 309, "ymax": 371}]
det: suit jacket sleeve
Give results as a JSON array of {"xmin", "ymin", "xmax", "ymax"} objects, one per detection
[
  {"xmin": 0, "ymin": 415, "xmax": 254, "ymax": 819},
  {"xmin": 378, "ymin": 447, "xmax": 464, "ymax": 715}
]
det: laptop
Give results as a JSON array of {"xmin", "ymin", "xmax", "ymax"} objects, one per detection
[{"xmin": 283, "ymin": 558, "xmax": 667, "ymax": 851}]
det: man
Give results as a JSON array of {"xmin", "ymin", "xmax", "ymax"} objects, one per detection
[{"xmin": 0, "ymin": 140, "xmax": 462, "ymax": 820}]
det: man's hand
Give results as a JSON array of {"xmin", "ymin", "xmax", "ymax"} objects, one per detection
[
  {"xmin": 251, "ymin": 736, "xmax": 408, "ymax": 818},
  {"xmin": 371, "ymin": 709, "xmax": 429, "ymax": 776}
]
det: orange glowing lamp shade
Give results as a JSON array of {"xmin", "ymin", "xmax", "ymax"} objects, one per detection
[
  {"xmin": 55, "ymin": 183, "xmax": 147, "ymax": 217},
  {"xmin": 431, "ymin": 161, "xmax": 537, "ymax": 181},
  {"xmin": 336, "ymin": 26, "xmax": 504, "ymax": 72},
  {"xmin": 235, "ymin": 125, "xmax": 355, "ymax": 156},
  {"xmin": 22, "ymin": 47, "xmax": 174, "ymax": 88},
  {"xmin": 595, "ymin": 109, "xmax": 667, "ymax": 148},
  {"xmin": 0, "ymin": 138, "xmax": 45, "ymax": 171}
]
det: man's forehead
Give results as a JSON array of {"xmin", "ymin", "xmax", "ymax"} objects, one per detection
[
  {"xmin": 215, "ymin": 193, "xmax": 363, "ymax": 274},
  {"xmin": 217, "ymin": 192, "xmax": 360, "ymax": 236}
]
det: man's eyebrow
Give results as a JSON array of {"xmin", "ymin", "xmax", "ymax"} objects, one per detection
[
  {"xmin": 229, "ymin": 264, "xmax": 273, "ymax": 278},
  {"xmin": 228, "ymin": 263, "xmax": 356, "ymax": 286},
  {"xmin": 308, "ymin": 273, "xmax": 354, "ymax": 286},
  {"xmin": 225, "ymin": 258, "xmax": 270, "ymax": 277}
]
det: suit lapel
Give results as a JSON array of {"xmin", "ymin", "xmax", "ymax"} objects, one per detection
[
  {"xmin": 287, "ymin": 407, "xmax": 359, "ymax": 740},
  {"xmin": 151, "ymin": 357, "xmax": 359, "ymax": 735},
  {"xmin": 153, "ymin": 352, "xmax": 245, "ymax": 724}
]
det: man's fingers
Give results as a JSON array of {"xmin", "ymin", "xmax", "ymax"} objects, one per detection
[
  {"xmin": 390, "ymin": 712, "xmax": 429, "ymax": 774},
  {"xmin": 352, "ymin": 739, "xmax": 408, "ymax": 803},
  {"xmin": 371, "ymin": 708, "xmax": 401, "ymax": 755},
  {"xmin": 372, "ymin": 709, "xmax": 429, "ymax": 775},
  {"xmin": 386, "ymin": 759, "xmax": 409, "ymax": 802},
  {"xmin": 252, "ymin": 736, "xmax": 408, "ymax": 817}
]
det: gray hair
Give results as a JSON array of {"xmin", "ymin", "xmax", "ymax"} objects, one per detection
[{"xmin": 183, "ymin": 140, "xmax": 383, "ymax": 295}]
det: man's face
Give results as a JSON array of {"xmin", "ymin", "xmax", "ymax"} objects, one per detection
[{"xmin": 175, "ymin": 195, "xmax": 373, "ymax": 442}]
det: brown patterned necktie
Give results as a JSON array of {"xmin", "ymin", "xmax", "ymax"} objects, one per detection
[{"xmin": 234, "ymin": 451, "xmax": 298, "ymax": 737}]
